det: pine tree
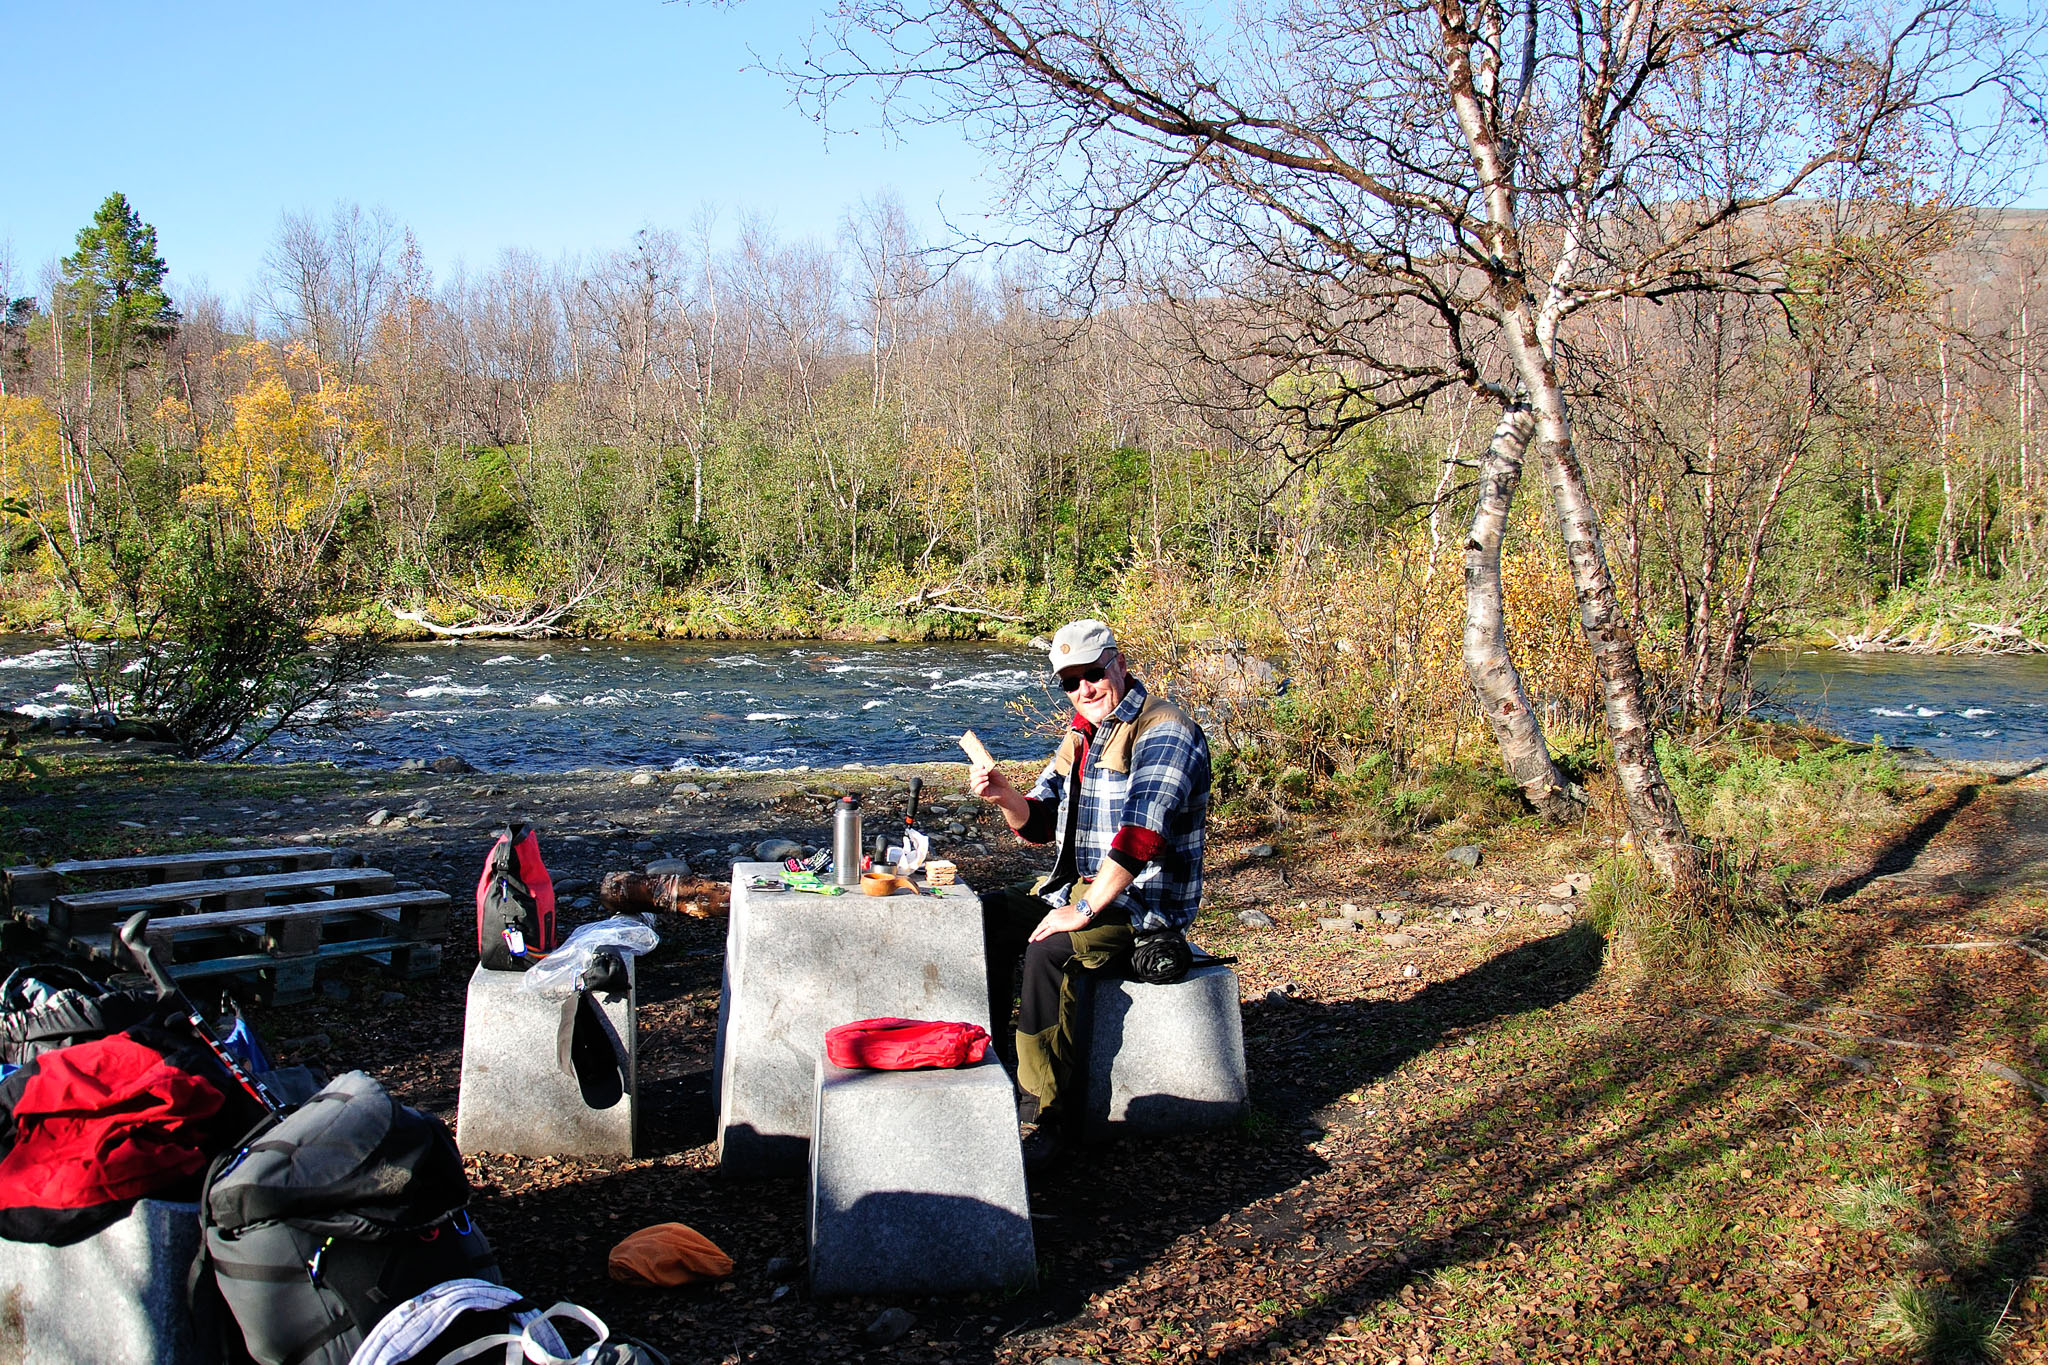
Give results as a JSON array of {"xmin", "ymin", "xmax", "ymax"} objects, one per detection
[{"xmin": 58, "ymin": 192, "xmax": 178, "ymax": 383}]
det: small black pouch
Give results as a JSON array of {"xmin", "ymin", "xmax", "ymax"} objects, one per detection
[{"xmin": 1129, "ymin": 930, "xmax": 1194, "ymax": 985}]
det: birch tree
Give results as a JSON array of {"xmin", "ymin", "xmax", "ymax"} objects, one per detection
[{"xmin": 795, "ymin": 0, "xmax": 2038, "ymax": 878}]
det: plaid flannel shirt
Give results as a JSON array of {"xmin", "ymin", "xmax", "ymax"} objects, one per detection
[{"xmin": 1017, "ymin": 678, "xmax": 1210, "ymax": 932}]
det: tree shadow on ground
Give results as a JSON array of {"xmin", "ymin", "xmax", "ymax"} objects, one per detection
[
  {"xmin": 1004, "ymin": 927, "xmax": 1613, "ymax": 1329},
  {"xmin": 1824, "ymin": 782, "xmax": 1986, "ymax": 902}
]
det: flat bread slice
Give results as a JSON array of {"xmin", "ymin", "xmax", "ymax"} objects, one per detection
[{"xmin": 958, "ymin": 730, "xmax": 996, "ymax": 767}]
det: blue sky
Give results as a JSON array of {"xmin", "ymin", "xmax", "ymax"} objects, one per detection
[
  {"xmin": 2, "ymin": 0, "xmax": 991, "ymax": 301},
  {"xmin": 7, "ymin": 2, "xmax": 2041, "ymax": 307}
]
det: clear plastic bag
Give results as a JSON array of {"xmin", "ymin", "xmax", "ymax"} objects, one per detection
[{"xmin": 520, "ymin": 916, "xmax": 660, "ymax": 995}]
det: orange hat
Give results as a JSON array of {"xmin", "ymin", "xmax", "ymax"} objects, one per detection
[{"xmin": 607, "ymin": 1222, "xmax": 735, "ymax": 1287}]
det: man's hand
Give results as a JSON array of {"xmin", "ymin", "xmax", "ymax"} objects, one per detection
[
  {"xmin": 966, "ymin": 761, "xmax": 1014, "ymax": 801},
  {"xmin": 968, "ymin": 761, "xmax": 1031, "ymax": 830},
  {"xmin": 1028, "ymin": 903, "xmax": 1095, "ymax": 942}
]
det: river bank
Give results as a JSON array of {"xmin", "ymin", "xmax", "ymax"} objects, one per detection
[
  {"xmin": 0, "ymin": 572, "xmax": 1052, "ymax": 645},
  {"xmin": 0, "ymin": 731, "xmax": 2042, "ymax": 1363}
]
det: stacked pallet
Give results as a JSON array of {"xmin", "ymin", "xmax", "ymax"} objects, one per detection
[{"xmin": 2, "ymin": 847, "xmax": 450, "ymax": 1005}]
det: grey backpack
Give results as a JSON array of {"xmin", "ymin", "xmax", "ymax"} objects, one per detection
[
  {"xmin": 0, "ymin": 965, "xmax": 155, "ymax": 1064},
  {"xmin": 196, "ymin": 1071, "xmax": 500, "ymax": 1365}
]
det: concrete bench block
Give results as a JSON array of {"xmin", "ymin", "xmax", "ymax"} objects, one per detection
[
  {"xmin": 808, "ymin": 1056, "xmax": 1035, "ymax": 1297},
  {"xmin": 1080, "ymin": 962, "xmax": 1247, "ymax": 1141},
  {"xmin": 715, "ymin": 863, "xmax": 989, "ymax": 1177},
  {"xmin": 0, "ymin": 1197, "xmax": 218, "ymax": 1364},
  {"xmin": 457, "ymin": 962, "xmax": 637, "ymax": 1157}
]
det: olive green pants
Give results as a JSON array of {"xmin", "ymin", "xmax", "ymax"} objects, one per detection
[{"xmin": 982, "ymin": 884, "xmax": 1134, "ymax": 1124}]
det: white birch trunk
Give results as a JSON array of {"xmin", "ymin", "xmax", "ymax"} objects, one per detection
[{"xmin": 1462, "ymin": 404, "xmax": 1584, "ymax": 822}]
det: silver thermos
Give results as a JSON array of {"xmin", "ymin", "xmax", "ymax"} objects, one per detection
[{"xmin": 832, "ymin": 795, "xmax": 863, "ymax": 887}]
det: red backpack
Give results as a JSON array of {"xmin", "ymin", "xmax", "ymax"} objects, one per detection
[
  {"xmin": 475, "ymin": 823, "xmax": 556, "ymax": 971},
  {"xmin": 824, "ymin": 1018, "xmax": 991, "ymax": 1071}
]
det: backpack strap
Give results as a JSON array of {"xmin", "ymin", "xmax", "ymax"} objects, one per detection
[
  {"xmin": 517, "ymin": 1303, "xmax": 609, "ymax": 1364},
  {"xmin": 278, "ymin": 1316, "xmax": 358, "ymax": 1365},
  {"xmin": 1095, "ymin": 692, "xmax": 1196, "ymax": 775},
  {"xmin": 435, "ymin": 1336, "xmax": 521, "ymax": 1365},
  {"xmin": 439, "ymin": 1301, "xmax": 606, "ymax": 1365}
]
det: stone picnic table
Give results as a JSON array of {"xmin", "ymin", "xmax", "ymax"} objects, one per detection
[{"xmin": 711, "ymin": 861, "xmax": 991, "ymax": 1177}]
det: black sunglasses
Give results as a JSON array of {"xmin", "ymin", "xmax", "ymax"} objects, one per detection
[{"xmin": 1056, "ymin": 666, "xmax": 1110, "ymax": 692}]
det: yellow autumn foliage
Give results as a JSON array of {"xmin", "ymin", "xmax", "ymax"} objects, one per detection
[
  {"xmin": 180, "ymin": 343, "xmax": 390, "ymax": 549},
  {"xmin": 0, "ymin": 394, "xmax": 73, "ymax": 516},
  {"xmin": 1115, "ymin": 526, "xmax": 1612, "ymax": 774}
]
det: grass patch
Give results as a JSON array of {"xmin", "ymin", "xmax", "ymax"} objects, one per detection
[
  {"xmin": 1828, "ymin": 1174, "xmax": 1917, "ymax": 1230},
  {"xmin": 1579, "ymin": 848, "xmax": 1791, "ymax": 984},
  {"xmin": 1659, "ymin": 733, "xmax": 1907, "ymax": 860},
  {"xmin": 1870, "ymin": 1282, "xmax": 2015, "ymax": 1361}
]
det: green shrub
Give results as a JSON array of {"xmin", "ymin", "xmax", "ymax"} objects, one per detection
[
  {"xmin": 1657, "ymin": 733, "xmax": 1904, "ymax": 856},
  {"xmin": 69, "ymin": 531, "xmax": 383, "ymax": 759}
]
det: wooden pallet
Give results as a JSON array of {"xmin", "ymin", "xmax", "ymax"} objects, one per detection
[
  {"xmin": 5, "ymin": 849, "xmax": 448, "ymax": 1005},
  {"xmin": 3, "ymin": 847, "xmax": 343, "ymax": 914}
]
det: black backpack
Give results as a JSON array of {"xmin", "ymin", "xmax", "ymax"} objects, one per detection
[
  {"xmin": 196, "ymin": 1071, "xmax": 501, "ymax": 1365},
  {"xmin": 0, "ymin": 964, "xmax": 157, "ymax": 1065}
]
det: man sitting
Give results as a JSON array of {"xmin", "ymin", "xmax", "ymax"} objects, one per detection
[{"xmin": 967, "ymin": 619, "xmax": 1211, "ymax": 1167}]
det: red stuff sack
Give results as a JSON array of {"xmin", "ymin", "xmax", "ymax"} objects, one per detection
[
  {"xmin": 475, "ymin": 822, "xmax": 557, "ymax": 971},
  {"xmin": 824, "ymin": 1018, "xmax": 991, "ymax": 1071}
]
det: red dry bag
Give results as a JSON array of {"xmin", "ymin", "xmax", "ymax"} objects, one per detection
[
  {"xmin": 475, "ymin": 822, "xmax": 556, "ymax": 971},
  {"xmin": 823, "ymin": 1018, "xmax": 991, "ymax": 1071}
]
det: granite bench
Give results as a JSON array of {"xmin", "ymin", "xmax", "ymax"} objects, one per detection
[
  {"xmin": 808, "ymin": 1055, "xmax": 1035, "ymax": 1297},
  {"xmin": 0, "ymin": 1197, "xmax": 218, "ymax": 1364},
  {"xmin": 1078, "ymin": 961, "xmax": 1248, "ymax": 1142},
  {"xmin": 456, "ymin": 961, "xmax": 638, "ymax": 1157}
]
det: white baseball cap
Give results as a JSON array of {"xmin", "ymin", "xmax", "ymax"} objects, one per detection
[{"xmin": 1049, "ymin": 619, "xmax": 1116, "ymax": 670}]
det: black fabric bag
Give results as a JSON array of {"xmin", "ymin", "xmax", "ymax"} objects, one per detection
[
  {"xmin": 1127, "ymin": 932, "xmax": 1236, "ymax": 986},
  {"xmin": 0, "ymin": 964, "xmax": 156, "ymax": 1066},
  {"xmin": 1128, "ymin": 930, "xmax": 1195, "ymax": 985},
  {"xmin": 197, "ymin": 1070, "xmax": 500, "ymax": 1365}
]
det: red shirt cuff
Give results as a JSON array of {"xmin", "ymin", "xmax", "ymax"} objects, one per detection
[{"xmin": 1110, "ymin": 824, "xmax": 1166, "ymax": 863}]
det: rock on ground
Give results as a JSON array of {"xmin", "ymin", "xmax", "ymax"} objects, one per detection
[{"xmin": 862, "ymin": 1308, "xmax": 916, "ymax": 1346}]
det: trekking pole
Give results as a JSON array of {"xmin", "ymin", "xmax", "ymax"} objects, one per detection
[{"xmin": 120, "ymin": 911, "xmax": 283, "ymax": 1114}]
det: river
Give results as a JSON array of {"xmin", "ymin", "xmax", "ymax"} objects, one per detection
[
  {"xmin": 0, "ymin": 638, "xmax": 1054, "ymax": 771},
  {"xmin": 1751, "ymin": 647, "xmax": 2048, "ymax": 766},
  {"xmin": 1, "ymin": 636, "xmax": 2042, "ymax": 771}
]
